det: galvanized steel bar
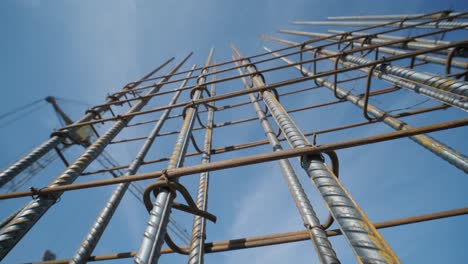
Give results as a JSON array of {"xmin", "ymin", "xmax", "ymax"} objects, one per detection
[
  {"xmin": 135, "ymin": 48, "xmax": 214, "ymax": 264},
  {"xmin": 0, "ymin": 57, "xmax": 174, "ymax": 189},
  {"xmin": 292, "ymin": 20, "xmax": 468, "ymax": 29},
  {"xmin": 261, "ymin": 35, "xmax": 468, "ymax": 110},
  {"xmin": 278, "ymin": 29, "xmax": 468, "ymax": 68},
  {"xmin": 0, "ymin": 54, "xmax": 190, "ymax": 261},
  {"xmin": 232, "ymin": 45, "xmax": 401, "ymax": 264},
  {"xmin": 266, "ymin": 46, "xmax": 468, "ymax": 174},
  {"xmin": 236, "ymin": 63, "xmax": 340, "ymax": 264},
  {"xmin": 70, "ymin": 65, "xmax": 197, "ymax": 264},
  {"xmin": 187, "ymin": 68, "xmax": 217, "ymax": 264}
]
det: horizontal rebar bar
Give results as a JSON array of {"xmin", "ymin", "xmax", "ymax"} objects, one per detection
[
  {"xmin": 80, "ymin": 104, "xmax": 449, "ymax": 176},
  {"xmin": 0, "ymin": 117, "xmax": 465, "ymax": 201},
  {"xmin": 124, "ymin": 75, "xmax": 368, "ymax": 128},
  {"xmin": 32, "ymin": 207, "xmax": 468, "ymax": 263},
  {"xmin": 110, "ymin": 86, "xmax": 399, "ymax": 144}
]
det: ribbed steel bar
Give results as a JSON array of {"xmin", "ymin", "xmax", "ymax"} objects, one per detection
[
  {"xmin": 292, "ymin": 20, "xmax": 468, "ymax": 29},
  {"xmin": 70, "ymin": 65, "xmax": 197, "ymax": 264},
  {"xmin": 187, "ymin": 68, "xmax": 217, "ymax": 264},
  {"xmin": 236, "ymin": 63, "xmax": 340, "ymax": 264},
  {"xmin": 32, "ymin": 206, "xmax": 468, "ymax": 263},
  {"xmin": 267, "ymin": 46, "xmax": 468, "ymax": 173},
  {"xmin": 135, "ymin": 48, "xmax": 214, "ymax": 264},
  {"xmin": 278, "ymin": 29, "xmax": 468, "ymax": 68},
  {"xmin": 327, "ymin": 12, "xmax": 468, "ymax": 20},
  {"xmin": 0, "ymin": 58, "xmax": 174, "ymax": 189},
  {"xmin": 261, "ymin": 35, "xmax": 468, "ymax": 110},
  {"xmin": 232, "ymin": 45, "xmax": 400, "ymax": 264},
  {"xmin": 0, "ymin": 54, "xmax": 190, "ymax": 261},
  {"xmin": 0, "ymin": 117, "xmax": 466, "ymax": 201},
  {"xmin": 0, "ymin": 137, "xmax": 62, "ymax": 188}
]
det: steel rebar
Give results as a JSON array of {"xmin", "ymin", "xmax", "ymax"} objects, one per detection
[
  {"xmin": 31, "ymin": 206, "xmax": 468, "ymax": 263},
  {"xmin": 187, "ymin": 69, "xmax": 217, "ymax": 264}
]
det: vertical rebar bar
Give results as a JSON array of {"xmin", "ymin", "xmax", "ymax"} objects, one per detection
[
  {"xmin": 135, "ymin": 48, "xmax": 214, "ymax": 264},
  {"xmin": 0, "ymin": 58, "xmax": 174, "ymax": 189},
  {"xmin": 235, "ymin": 61, "xmax": 340, "ymax": 264},
  {"xmin": 232, "ymin": 45, "xmax": 400, "ymax": 264},
  {"xmin": 265, "ymin": 47, "xmax": 468, "ymax": 174},
  {"xmin": 0, "ymin": 55, "xmax": 190, "ymax": 261},
  {"xmin": 260, "ymin": 35, "xmax": 468, "ymax": 110},
  {"xmin": 187, "ymin": 68, "xmax": 217, "ymax": 264},
  {"xmin": 70, "ymin": 65, "xmax": 197, "ymax": 264}
]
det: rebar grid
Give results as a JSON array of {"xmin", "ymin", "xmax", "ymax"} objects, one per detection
[{"xmin": 0, "ymin": 9, "xmax": 467, "ymax": 264}]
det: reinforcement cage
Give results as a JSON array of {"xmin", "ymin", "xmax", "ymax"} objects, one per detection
[{"xmin": 0, "ymin": 9, "xmax": 467, "ymax": 264}]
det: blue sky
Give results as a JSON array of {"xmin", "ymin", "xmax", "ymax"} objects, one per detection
[{"xmin": 0, "ymin": 0, "xmax": 467, "ymax": 263}]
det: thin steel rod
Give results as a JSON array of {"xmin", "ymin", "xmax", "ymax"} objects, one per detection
[
  {"xmin": 97, "ymin": 11, "xmax": 467, "ymax": 102},
  {"xmin": 0, "ymin": 54, "xmax": 190, "ymax": 261},
  {"xmin": 236, "ymin": 63, "xmax": 340, "ymax": 264},
  {"xmin": 267, "ymin": 46, "xmax": 468, "ymax": 173},
  {"xmin": 81, "ymin": 104, "xmax": 450, "ymax": 177},
  {"xmin": 70, "ymin": 66, "xmax": 197, "ymax": 264},
  {"xmin": 292, "ymin": 20, "xmax": 468, "ymax": 29},
  {"xmin": 56, "ymin": 39, "xmax": 468, "ymax": 131},
  {"xmin": 125, "ymin": 75, "xmax": 367, "ymax": 129},
  {"xmin": 32, "ymin": 207, "xmax": 468, "ymax": 263},
  {"xmin": 34, "ymin": 207, "xmax": 468, "ymax": 262},
  {"xmin": 261, "ymin": 35, "xmax": 468, "ymax": 110},
  {"xmin": 112, "ymin": 85, "xmax": 399, "ymax": 145},
  {"xmin": 188, "ymin": 68, "xmax": 217, "ymax": 264},
  {"xmin": 0, "ymin": 117, "xmax": 465, "ymax": 200},
  {"xmin": 232, "ymin": 45, "xmax": 400, "ymax": 263},
  {"xmin": 136, "ymin": 48, "xmax": 214, "ymax": 264},
  {"xmin": 278, "ymin": 29, "xmax": 468, "ymax": 68}
]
